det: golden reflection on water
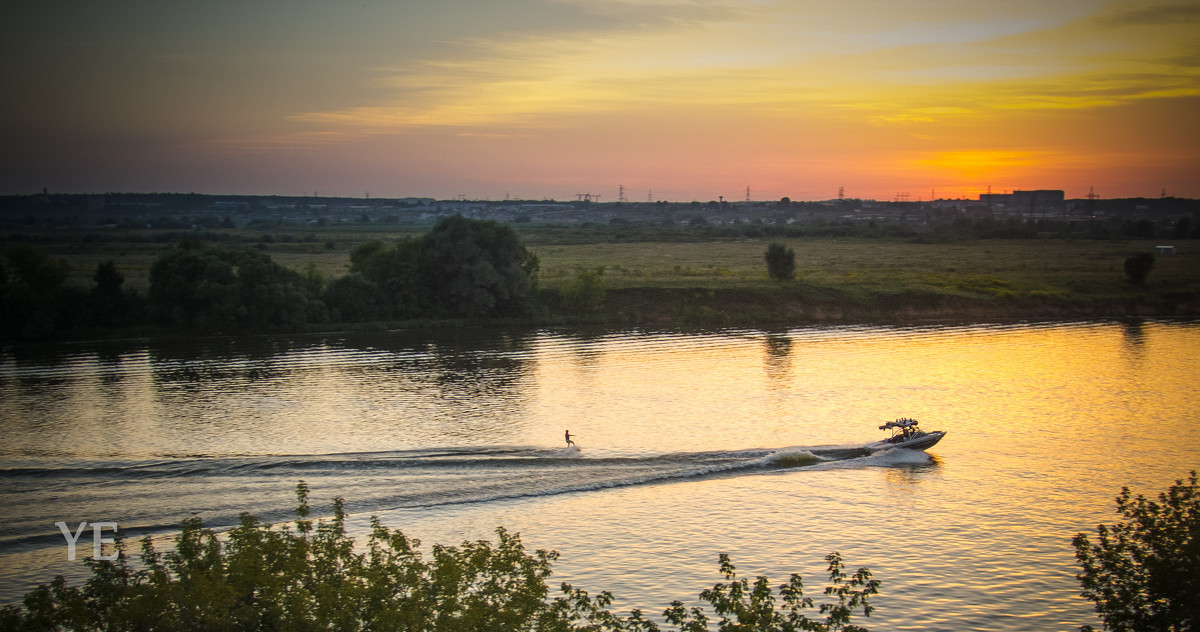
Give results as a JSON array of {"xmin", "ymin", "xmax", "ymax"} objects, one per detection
[
  {"xmin": 3, "ymin": 323, "xmax": 1195, "ymax": 462},
  {"xmin": 513, "ymin": 323, "xmax": 1199, "ymax": 461},
  {"xmin": 2, "ymin": 322, "xmax": 1198, "ymax": 631}
]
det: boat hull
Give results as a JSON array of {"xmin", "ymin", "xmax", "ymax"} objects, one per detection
[{"xmin": 865, "ymin": 430, "xmax": 946, "ymax": 453}]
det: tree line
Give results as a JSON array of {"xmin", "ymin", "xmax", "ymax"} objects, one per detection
[{"xmin": 0, "ymin": 216, "xmax": 541, "ymax": 340}]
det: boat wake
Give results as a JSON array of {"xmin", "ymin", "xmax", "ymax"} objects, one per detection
[{"xmin": 0, "ymin": 443, "xmax": 932, "ymax": 551}]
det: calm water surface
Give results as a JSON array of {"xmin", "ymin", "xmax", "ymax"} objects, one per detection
[{"xmin": 2, "ymin": 321, "xmax": 1198, "ymax": 631}]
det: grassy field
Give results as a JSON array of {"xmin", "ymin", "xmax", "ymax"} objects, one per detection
[
  {"xmin": 534, "ymin": 238, "xmax": 1198, "ymax": 299},
  {"xmin": 9, "ymin": 226, "xmax": 1199, "ymax": 325}
]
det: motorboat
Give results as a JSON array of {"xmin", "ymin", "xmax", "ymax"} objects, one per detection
[{"xmin": 864, "ymin": 418, "xmax": 946, "ymax": 453}]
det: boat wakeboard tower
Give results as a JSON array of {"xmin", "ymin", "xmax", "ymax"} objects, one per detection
[{"xmin": 866, "ymin": 417, "xmax": 946, "ymax": 453}]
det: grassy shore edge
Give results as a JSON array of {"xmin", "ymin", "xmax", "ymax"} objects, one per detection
[{"xmin": 571, "ymin": 285, "xmax": 1200, "ymax": 327}]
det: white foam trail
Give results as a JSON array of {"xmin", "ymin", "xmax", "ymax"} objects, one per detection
[
  {"xmin": 810, "ymin": 446, "xmax": 933, "ymax": 470},
  {"xmin": 753, "ymin": 448, "xmax": 827, "ymax": 468}
]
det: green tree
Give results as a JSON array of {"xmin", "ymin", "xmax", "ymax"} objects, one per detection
[
  {"xmin": 1123, "ymin": 252, "xmax": 1156, "ymax": 285},
  {"xmin": 300, "ymin": 262, "xmax": 325, "ymax": 297},
  {"xmin": 420, "ymin": 215, "xmax": 540, "ymax": 317},
  {"xmin": 561, "ymin": 267, "xmax": 606, "ymax": 314},
  {"xmin": 323, "ymin": 273, "xmax": 390, "ymax": 322},
  {"xmin": 349, "ymin": 239, "xmax": 387, "ymax": 270},
  {"xmin": 1073, "ymin": 471, "xmax": 1200, "ymax": 632},
  {"xmin": 89, "ymin": 260, "xmax": 127, "ymax": 328},
  {"xmin": 348, "ymin": 238, "xmax": 424, "ymax": 317},
  {"xmin": 147, "ymin": 245, "xmax": 317, "ymax": 331},
  {"xmin": 1174, "ymin": 216, "xmax": 1192, "ymax": 240},
  {"xmin": 0, "ymin": 245, "xmax": 73, "ymax": 338},
  {"xmin": 1120, "ymin": 219, "xmax": 1157, "ymax": 239},
  {"xmin": 765, "ymin": 242, "xmax": 796, "ymax": 281},
  {"xmin": 147, "ymin": 246, "xmax": 235, "ymax": 330}
]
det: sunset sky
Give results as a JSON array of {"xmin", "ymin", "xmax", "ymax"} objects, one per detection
[{"xmin": 2, "ymin": 0, "xmax": 1198, "ymax": 201}]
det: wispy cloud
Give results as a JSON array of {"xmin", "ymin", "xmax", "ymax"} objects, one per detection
[
  {"xmin": 11, "ymin": 0, "xmax": 1197, "ymax": 197},
  {"xmin": 546, "ymin": 0, "xmax": 769, "ymax": 27},
  {"xmin": 288, "ymin": 0, "xmax": 1200, "ymax": 137},
  {"xmin": 1095, "ymin": 1, "xmax": 1200, "ymax": 27}
]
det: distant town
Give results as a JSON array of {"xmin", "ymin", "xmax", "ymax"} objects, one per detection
[{"xmin": 2, "ymin": 189, "xmax": 1196, "ymax": 232}]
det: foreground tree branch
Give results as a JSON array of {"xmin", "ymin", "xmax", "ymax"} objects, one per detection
[{"xmin": 1074, "ymin": 471, "xmax": 1200, "ymax": 632}]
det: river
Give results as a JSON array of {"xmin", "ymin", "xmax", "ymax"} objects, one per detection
[{"xmin": 2, "ymin": 321, "xmax": 1197, "ymax": 630}]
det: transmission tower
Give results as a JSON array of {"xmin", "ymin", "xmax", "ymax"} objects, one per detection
[
  {"xmin": 838, "ymin": 186, "xmax": 844, "ymax": 202},
  {"xmin": 745, "ymin": 186, "xmax": 751, "ymax": 202}
]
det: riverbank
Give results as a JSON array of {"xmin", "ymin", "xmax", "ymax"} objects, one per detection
[
  {"xmin": 589, "ymin": 285, "xmax": 1200, "ymax": 326},
  {"xmin": 303, "ymin": 283, "xmax": 1198, "ymax": 333}
]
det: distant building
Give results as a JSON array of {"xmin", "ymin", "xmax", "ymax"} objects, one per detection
[{"xmin": 979, "ymin": 190, "xmax": 1065, "ymax": 216}]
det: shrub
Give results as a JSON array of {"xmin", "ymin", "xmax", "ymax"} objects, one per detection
[
  {"xmin": 1123, "ymin": 252, "xmax": 1156, "ymax": 285},
  {"xmin": 561, "ymin": 267, "xmax": 607, "ymax": 314},
  {"xmin": 1074, "ymin": 471, "xmax": 1200, "ymax": 632},
  {"xmin": 765, "ymin": 242, "xmax": 796, "ymax": 281},
  {"xmin": 1, "ymin": 483, "xmax": 882, "ymax": 632}
]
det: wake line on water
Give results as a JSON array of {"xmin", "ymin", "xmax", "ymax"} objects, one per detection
[
  {"xmin": 0, "ymin": 444, "xmax": 930, "ymax": 481},
  {"xmin": 274, "ymin": 446, "xmax": 936, "ymax": 516},
  {"xmin": 0, "ymin": 445, "xmax": 935, "ymax": 552}
]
